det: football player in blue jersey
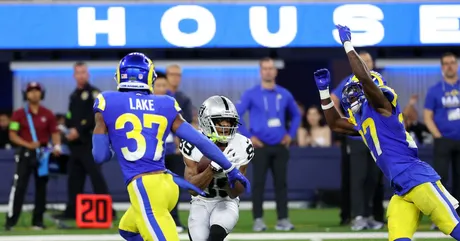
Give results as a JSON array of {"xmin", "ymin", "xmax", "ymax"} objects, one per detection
[
  {"xmin": 90, "ymin": 52, "xmax": 250, "ymax": 241},
  {"xmin": 313, "ymin": 25, "xmax": 460, "ymax": 241}
]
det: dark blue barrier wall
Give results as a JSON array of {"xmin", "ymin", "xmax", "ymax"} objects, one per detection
[{"xmin": 0, "ymin": 147, "xmax": 435, "ymax": 204}]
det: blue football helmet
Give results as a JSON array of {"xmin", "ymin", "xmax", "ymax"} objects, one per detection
[
  {"xmin": 341, "ymin": 71, "xmax": 387, "ymax": 113},
  {"xmin": 115, "ymin": 52, "xmax": 157, "ymax": 93}
]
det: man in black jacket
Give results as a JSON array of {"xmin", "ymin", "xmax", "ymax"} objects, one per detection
[{"xmin": 54, "ymin": 62, "xmax": 111, "ymax": 220}]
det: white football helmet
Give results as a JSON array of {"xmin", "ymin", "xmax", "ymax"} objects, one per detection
[{"xmin": 198, "ymin": 96, "xmax": 240, "ymax": 143}]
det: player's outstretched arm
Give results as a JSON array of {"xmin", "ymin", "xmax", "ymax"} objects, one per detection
[
  {"xmin": 313, "ymin": 69, "xmax": 360, "ymax": 136},
  {"xmin": 345, "ymin": 48, "xmax": 392, "ymax": 114},
  {"xmin": 336, "ymin": 25, "xmax": 392, "ymax": 115},
  {"xmin": 92, "ymin": 112, "xmax": 112, "ymax": 163},
  {"xmin": 183, "ymin": 157, "xmax": 214, "ymax": 196},
  {"xmin": 171, "ymin": 113, "xmax": 251, "ymax": 193},
  {"xmin": 323, "ymin": 102, "xmax": 359, "ymax": 136}
]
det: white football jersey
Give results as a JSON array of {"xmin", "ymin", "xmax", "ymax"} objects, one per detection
[{"xmin": 180, "ymin": 133, "xmax": 254, "ymax": 200}]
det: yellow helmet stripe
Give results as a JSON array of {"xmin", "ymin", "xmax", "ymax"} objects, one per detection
[
  {"xmin": 147, "ymin": 58, "xmax": 154, "ymax": 87},
  {"xmin": 116, "ymin": 59, "xmax": 123, "ymax": 85},
  {"xmin": 350, "ymin": 72, "xmax": 384, "ymax": 86}
]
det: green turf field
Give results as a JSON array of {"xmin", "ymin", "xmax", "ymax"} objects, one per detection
[
  {"xmin": 0, "ymin": 208, "xmax": 436, "ymax": 234},
  {"xmin": 0, "ymin": 208, "xmax": 454, "ymax": 240}
]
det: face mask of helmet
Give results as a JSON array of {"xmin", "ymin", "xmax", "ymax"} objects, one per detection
[
  {"xmin": 342, "ymin": 84, "xmax": 365, "ymax": 114},
  {"xmin": 207, "ymin": 117, "xmax": 239, "ymax": 143}
]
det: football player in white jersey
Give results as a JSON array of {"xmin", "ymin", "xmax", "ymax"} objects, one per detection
[{"xmin": 180, "ymin": 95, "xmax": 254, "ymax": 241}]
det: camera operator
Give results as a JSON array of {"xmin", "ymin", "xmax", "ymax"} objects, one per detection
[{"xmin": 5, "ymin": 82, "xmax": 61, "ymax": 231}]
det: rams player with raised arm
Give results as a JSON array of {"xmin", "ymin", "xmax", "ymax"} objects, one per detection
[
  {"xmin": 91, "ymin": 52, "xmax": 250, "ymax": 241},
  {"xmin": 313, "ymin": 25, "xmax": 460, "ymax": 241},
  {"xmin": 181, "ymin": 96, "xmax": 254, "ymax": 241}
]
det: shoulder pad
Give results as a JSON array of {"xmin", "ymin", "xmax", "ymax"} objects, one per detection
[
  {"xmin": 380, "ymin": 86, "xmax": 398, "ymax": 107},
  {"xmin": 179, "ymin": 139, "xmax": 202, "ymax": 162},
  {"xmin": 163, "ymin": 95, "xmax": 182, "ymax": 113},
  {"xmin": 93, "ymin": 92, "xmax": 108, "ymax": 113},
  {"xmin": 170, "ymin": 96, "xmax": 182, "ymax": 113}
]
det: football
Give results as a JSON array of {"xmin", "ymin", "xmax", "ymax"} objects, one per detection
[
  {"xmin": 197, "ymin": 156, "xmax": 212, "ymax": 173},
  {"xmin": 197, "ymin": 145, "xmax": 227, "ymax": 173}
]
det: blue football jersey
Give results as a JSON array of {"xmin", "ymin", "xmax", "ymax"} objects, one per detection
[
  {"xmin": 93, "ymin": 91, "xmax": 182, "ymax": 185},
  {"xmin": 349, "ymin": 86, "xmax": 440, "ymax": 195}
]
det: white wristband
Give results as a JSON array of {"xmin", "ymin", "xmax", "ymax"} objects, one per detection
[
  {"xmin": 321, "ymin": 102, "xmax": 335, "ymax": 110},
  {"xmin": 223, "ymin": 163, "xmax": 236, "ymax": 174},
  {"xmin": 319, "ymin": 89, "xmax": 330, "ymax": 100},
  {"xmin": 210, "ymin": 161, "xmax": 222, "ymax": 171},
  {"xmin": 343, "ymin": 41, "xmax": 354, "ymax": 53}
]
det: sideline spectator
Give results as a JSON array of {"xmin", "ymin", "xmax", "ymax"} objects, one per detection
[
  {"xmin": 166, "ymin": 64, "xmax": 193, "ymax": 123},
  {"xmin": 153, "ymin": 72, "xmax": 169, "ymax": 96},
  {"xmin": 297, "ymin": 105, "xmax": 331, "ymax": 147},
  {"xmin": 237, "ymin": 57, "xmax": 301, "ymax": 232},
  {"xmin": 424, "ymin": 52, "xmax": 460, "ymax": 215},
  {"xmin": 6, "ymin": 82, "xmax": 61, "ymax": 230},
  {"xmin": 54, "ymin": 61, "xmax": 111, "ymax": 220},
  {"xmin": 403, "ymin": 95, "xmax": 431, "ymax": 145}
]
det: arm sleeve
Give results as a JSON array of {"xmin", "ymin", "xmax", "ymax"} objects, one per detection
[
  {"xmin": 286, "ymin": 91, "xmax": 301, "ymax": 138},
  {"xmin": 92, "ymin": 134, "xmax": 112, "ymax": 164},
  {"xmin": 424, "ymin": 87, "xmax": 436, "ymax": 111},
  {"xmin": 236, "ymin": 90, "xmax": 252, "ymax": 138},
  {"xmin": 9, "ymin": 111, "xmax": 20, "ymax": 132}
]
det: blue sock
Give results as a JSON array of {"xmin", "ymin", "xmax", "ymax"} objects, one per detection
[
  {"xmin": 451, "ymin": 223, "xmax": 460, "ymax": 240},
  {"xmin": 119, "ymin": 229, "xmax": 143, "ymax": 241},
  {"xmin": 394, "ymin": 238, "xmax": 411, "ymax": 241}
]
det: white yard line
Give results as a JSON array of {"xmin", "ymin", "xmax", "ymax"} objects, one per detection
[{"xmin": 0, "ymin": 232, "xmax": 451, "ymax": 241}]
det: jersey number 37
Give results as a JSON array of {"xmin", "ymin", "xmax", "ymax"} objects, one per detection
[{"xmin": 115, "ymin": 113, "xmax": 168, "ymax": 162}]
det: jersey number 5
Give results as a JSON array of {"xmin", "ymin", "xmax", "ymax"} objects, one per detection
[{"xmin": 115, "ymin": 113, "xmax": 168, "ymax": 162}]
